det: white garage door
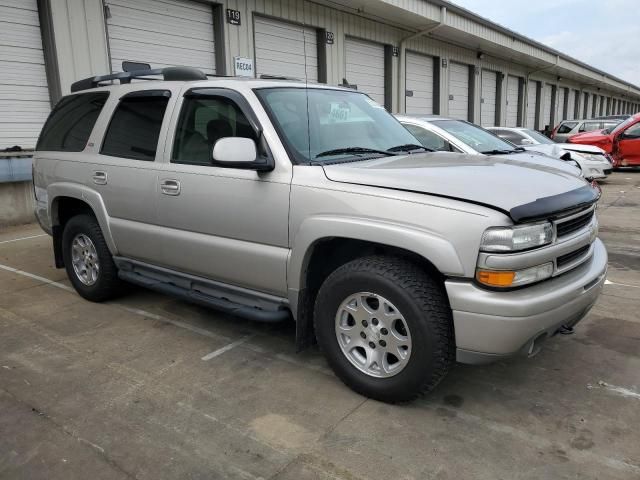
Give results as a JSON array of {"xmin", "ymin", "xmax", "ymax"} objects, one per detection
[
  {"xmin": 505, "ymin": 75, "xmax": 519, "ymax": 127},
  {"xmin": 542, "ymin": 84, "xmax": 552, "ymax": 129},
  {"xmin": 405, "ymin": 52, "xmax": 434, "ymax": 114},
  {"xmin": 345, "ymin": 37, "xmax": 385, "ymax": 105},
  {"xmin": 526, "ymin": 80, "xmax": 538, "ymax": 129},
  {"xmin": 556, "ymin": 87, "xmax": 565, "ymax": 123},
  {"xmin": 448, "ymin": 62, "xmax": 469, "ymax": 121},
  {"xmin": 0, "ymin": 0, "xmax": 51, "ymax": 149},
  {"xmin": 105, "ymin": 0, "xmax": 216, "ymax": 74},
  {"xmin": 254, "ymin": 17, "xmax": 317, "ymax": 82},
  {"xmin": 480, "ymin": 70, "xmax": 497, "ymax": 127}
]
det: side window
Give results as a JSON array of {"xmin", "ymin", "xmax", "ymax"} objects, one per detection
[
  {"xmin": 172, "ymin": 96, "xmax": 257, "ymax": 165},
  {"xmin": 557, "ymin": 122, "xmax": 578, "ymax": 134},
  {"xmin": 581, "ymin": 122, "xmax": 601, "ymax": 132},
  {"xmin": 622, "ymin": 123, "xmax": 640, "ymax": 139},
  {"xmin": 101, "ymin": 91, "xmax": 170, "ymax": 161},
  {"xmin": 36, "ymin": 92, "xmax": 109, "ymax": 151},
  {"xmin": 403, "ymin": 124, "xmax": 450, "ymax": 151}
]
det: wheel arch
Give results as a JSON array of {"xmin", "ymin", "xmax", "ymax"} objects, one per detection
[
  {"xmin": 288, "ymin": 216, "xmax": 465, "ymax": 350},
  {"xmin": 48, "ymin": 183, "xmax": 117, "ymax": 267}
]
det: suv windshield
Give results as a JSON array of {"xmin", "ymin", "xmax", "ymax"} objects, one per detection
[
  {"xmin": 523, "ymin": 129, "xmax": 554, "ymax": 144},
  {"xmin": 255, "ymin": 88, "xmax": 420, "ymax": 163},
  {"xmin": 431, "ymin": 119, "xmax": 517, "ymax": 154}
]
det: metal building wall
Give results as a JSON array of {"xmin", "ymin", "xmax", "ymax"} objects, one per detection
[{"xmin": 26, "ymin": 0, "xmax": 640, "ymax": 132}]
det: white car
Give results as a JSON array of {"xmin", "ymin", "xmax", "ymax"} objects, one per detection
[
  {"xmin": 488, "ymin": 127, "xmax": 612, "ymax": 180},
  {"xmin": 396, "ymin": 115, "xmax": 584, "ymax": 177}
]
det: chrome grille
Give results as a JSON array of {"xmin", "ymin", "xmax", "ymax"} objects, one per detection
[{"xmin": 556, "ymin": 209, "xmax": 594, "ymax": 238}]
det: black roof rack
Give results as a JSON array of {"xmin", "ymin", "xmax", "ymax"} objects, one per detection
[
  {"xmin": 259, "ymin": 74, "xmax": 301, "ymax": 81},
  {"xmin": 70, "ymin": 66, "xmax": 208, "ymax": 92}
]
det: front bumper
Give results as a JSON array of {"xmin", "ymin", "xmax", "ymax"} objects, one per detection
[
  {"xmin": 581, "ymin": 161, "xmax": 609, "ymax": 180},
  {"xmin": 446, "ymin": 238, "xmax": 607, "ymax": 364}
]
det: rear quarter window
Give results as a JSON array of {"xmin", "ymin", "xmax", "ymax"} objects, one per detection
[
  {"xmin": 101, "ymin": 91, "xmax": 170, "ymax": 161},
  {"xmin": 36, "ymin": 92, "xmax": 109, "ymax": 152}
]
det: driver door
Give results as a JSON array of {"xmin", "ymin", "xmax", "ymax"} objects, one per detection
[
  {"xmin": 615, "ymin": 122, "xmax": 640, "ymax": 166},
  {"xmin": 155, "ymin": 88, "xmax": 291, "ymax": 297}
]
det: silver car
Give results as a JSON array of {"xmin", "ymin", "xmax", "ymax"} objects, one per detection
[
  {"xmin": 396, "ymin": 114, "xmax": 584, "ymax": 176},
  {"xmin": 552, "ymin": 119, "xmax": 621, "ymax": 143},
  {"xmin": 488, "ymin": 127, "xmax": 612, "ymax": 180},
  {"xmin": 32, "ymin": 67, "xmax": 607, "ymax": 402}
]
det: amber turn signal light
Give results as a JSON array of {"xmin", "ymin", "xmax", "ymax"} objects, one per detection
[{"xmin": 476, "ymin": 270, "xmax": 516, "ymax": 287}]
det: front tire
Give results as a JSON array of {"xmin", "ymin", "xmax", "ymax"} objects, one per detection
[
  {"xmin": 314, "ymin": 256, "xmax": 455, "ymax": 403},
  {"xmin": 62, "ymin": 214, "xmax": 122, "ymax": 302}
]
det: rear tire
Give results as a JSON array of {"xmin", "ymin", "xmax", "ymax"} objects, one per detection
[
  {"xmin": 314, "ymin": 255, "xmax": 455, "ymax": 403},
  {"xmin": 62, "ymin": 214, "xmax": 123, "ymax": 302}
]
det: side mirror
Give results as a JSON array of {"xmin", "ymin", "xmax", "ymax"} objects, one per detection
[
  {"xmin": 520, "ymin": 138, "xmax": 534, "ymax": 145},
  {"xmin": 211, "ymin": 137, "xmax": 274, "ymax": 172},
  {"xmin": 213, "ymin": 137, "xmax": 257, "ymax": 164}
]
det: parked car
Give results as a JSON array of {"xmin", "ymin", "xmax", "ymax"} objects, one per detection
[
  {"xmin": 396, "ymin": 115, "xmax": 583, "ymax": 176},
  {"xmin": 33, "ymin": 67, "xmax": 606, "ymax": 402},
  {"xmin": 594, "ymin": 114, "xmax": 632, "ymax": 121},
  {"xmin": 488, "ymin": 127, "xmax": 612, "ymax": 180},
  {"xmin": 568, "ymin": 113, "xmax": 640, "ymax": 167},
  {"xmin": 551, "ymin": 119, "xmax": 621, "ymax": 143}
]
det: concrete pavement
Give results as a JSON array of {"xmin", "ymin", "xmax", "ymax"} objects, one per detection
[{"xmin": 1, "ymin": 172, "xmax": 639, "ymax": 480}]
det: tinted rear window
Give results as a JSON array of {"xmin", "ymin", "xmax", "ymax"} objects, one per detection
[
  {"xmin": 101, "ymin": 92, "xmax": 170, "ymax": 161},
  {"xmin": 36, "ymin": 92, "xmax": 109, "ymax": 151}
]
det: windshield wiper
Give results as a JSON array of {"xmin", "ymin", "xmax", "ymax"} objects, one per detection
[
  {"xmin": 480, "ymin": 148, "xmax": 525, "ymax": 155},
  {"xmin": 315, "ymin": 147, "xmax": 395, "ymax": 158},
  {"xmin": 386, "ymin": 144, "xmax": 433, "ymax": 153}
]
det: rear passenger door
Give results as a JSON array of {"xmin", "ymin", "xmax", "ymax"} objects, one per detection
[
  {"xmin": 94, "ymin": 89, "xmax": 174, "ymax": 263},
  {"xmin": 156, "ymin": 88, "xmax": 291, "ymax": 297}
]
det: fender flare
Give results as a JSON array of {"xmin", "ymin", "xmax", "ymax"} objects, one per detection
[
  {"xmin": 287, "ymin": 215, "xmax": 466, "ymax": 295},
  {"xmin": 48, "ymin": 182, "xmax": 118, "ymax": 255}
]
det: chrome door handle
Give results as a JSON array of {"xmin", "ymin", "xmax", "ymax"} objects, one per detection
[
  {"xmin": 160, "ymin": 179, "xmax": 181, "ymax": 196},
  {"xmin": 92, "ymin": 171, "xmax": 107, "ymax": 185}
]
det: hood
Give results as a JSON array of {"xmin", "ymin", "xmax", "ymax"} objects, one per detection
[
  {"xmin": 568, "ymin": 130, "xmax": 610, "ymax": 142},
  {"xmin": 322, "ymin": 152, "xmax": 598, "ymax": 222},
  {"xmin": 554, "ymin": 143, "xmax": 605, "ymax": 155},
  {"xmin": 567, "ymin": 130, "xmax": 613, "ymax": 151},
  {"xmin": 522, "ymin": 144, "xmax": 568, "ymax": 159}
]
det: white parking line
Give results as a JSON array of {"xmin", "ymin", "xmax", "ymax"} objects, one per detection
[
  {"xmin": 605, "ymin": 279, "xmax": 640, "ymax": 289},
  {"xmin": 0, "ymin": 234, "xmax": 47, "ymax": 245},
  {"xmin": 0, "ymin": 264, "xmax": 74, "ymax": 292},
  {"xmin": 589, "ymin": 381, "xmax": 640, "ymax": 400},
  {"xmin": 201, "ymin": 335, "xmax": 254, "ymax": 361}
]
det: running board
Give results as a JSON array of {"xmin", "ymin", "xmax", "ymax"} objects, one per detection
[{"xmin": 116, "ymin": 260, "xmax": 290, "ymax": 324}]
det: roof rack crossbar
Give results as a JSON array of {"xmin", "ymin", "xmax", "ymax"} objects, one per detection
[
  {"xmin": 70, "ymin": 66, "xmax": 207, "ymax": 92},
  {"xmin": 259, "ymin": 74, "xmax": 301, "ymax": 81}
]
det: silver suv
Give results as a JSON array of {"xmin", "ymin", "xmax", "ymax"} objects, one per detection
[{"xmin": 33, "ymin": 67, "xmax": 607, "ymax": 402}]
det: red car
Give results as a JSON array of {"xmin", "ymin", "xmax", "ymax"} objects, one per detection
[{"xmin": 568, "ymin": 113, "xmax": 640, "ymax": 167}]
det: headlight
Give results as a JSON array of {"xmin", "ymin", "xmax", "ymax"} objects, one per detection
[
  {"xmin": 586, "ymin": 154, "xmax": 607, "ymax": 163},
  {"xmin": 480, "ymin": 222, "xmax": 553, "ymax": 252},
  {"xmin": 476, "ymin": 262, "xmax": 554, "ymax": 288}
]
